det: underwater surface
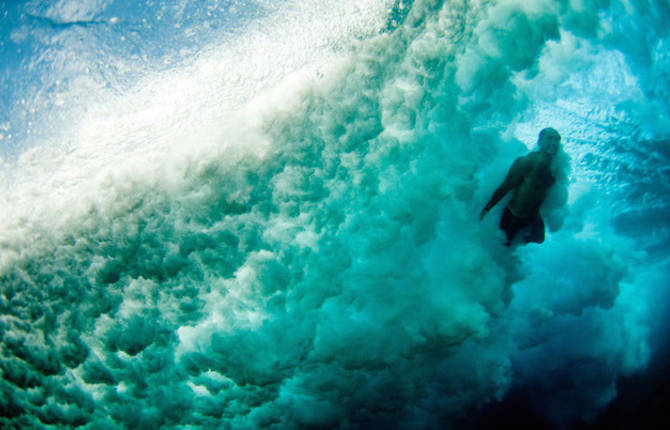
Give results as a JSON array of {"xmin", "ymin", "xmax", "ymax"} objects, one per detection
[{"xmin": 1, "ymin": 0, "xmax": 669, "ymax": 428}]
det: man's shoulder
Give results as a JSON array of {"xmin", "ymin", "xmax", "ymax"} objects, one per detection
[
  {"xmin": 512, "ymin": 153, "xmax": 535, "ymax": 170},
  {"xmin": 518, "ymin": 151, "xmax": 547, "ymax": 166}
]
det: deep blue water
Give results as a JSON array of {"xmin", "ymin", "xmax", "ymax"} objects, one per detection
[{"xmin": 1, "ymin": 1, "xmax": 669, "ymax": 428}]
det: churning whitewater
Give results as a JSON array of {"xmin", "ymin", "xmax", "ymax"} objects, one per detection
[{"xmin": 1, "ymin": 0, "xmax": 669, "ymax": 428}]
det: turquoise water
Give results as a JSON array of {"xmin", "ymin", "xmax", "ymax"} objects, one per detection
[{"xmin": 1, "ymin": 1, "xmax": 669, "ymax": 428}]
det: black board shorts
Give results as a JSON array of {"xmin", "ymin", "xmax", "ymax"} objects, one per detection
[{"xmin": 499, "ymin": 207, "xmax": 545, "ymax": 246}]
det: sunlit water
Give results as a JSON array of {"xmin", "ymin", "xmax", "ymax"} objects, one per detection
[{"xmin": 1, "ymin": 1, "xmax": 669, "ymax": 428}]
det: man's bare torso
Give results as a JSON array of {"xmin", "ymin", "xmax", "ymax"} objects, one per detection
[{"xmin": 508, "ymin": 152, "xmax": 555, "ymax": 218}]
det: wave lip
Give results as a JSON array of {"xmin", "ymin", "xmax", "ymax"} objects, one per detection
[{"xmin": 1, "ymin": 0, "xmax": 670, "ymax": 428}]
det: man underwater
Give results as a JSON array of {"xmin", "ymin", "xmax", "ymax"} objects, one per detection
[{"xmin": 480, "ymin": 127, "xmax": 562, "ymax": 246}]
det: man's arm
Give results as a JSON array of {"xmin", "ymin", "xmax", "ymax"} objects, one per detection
[{"xmin": 480, "ymin": 157, "xmax": 526, "ymax": 220}]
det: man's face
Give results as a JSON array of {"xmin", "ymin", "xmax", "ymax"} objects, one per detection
[{"xmin": 540, "ymin": 132, "xmax": 560, "ymax": 156}]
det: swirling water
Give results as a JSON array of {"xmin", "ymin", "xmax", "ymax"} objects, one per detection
[{"xmin": 1, "ymin": 1, "xmax": 669, "ymax": 428}]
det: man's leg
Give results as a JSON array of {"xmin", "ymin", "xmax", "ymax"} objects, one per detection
[
  {"xmin": 526, "ymin": 214, "xmax": 546, "ymax": 243},
  {"xmin": 499, "ymin": 208, "xmax": 524, "ymax": 246}
]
